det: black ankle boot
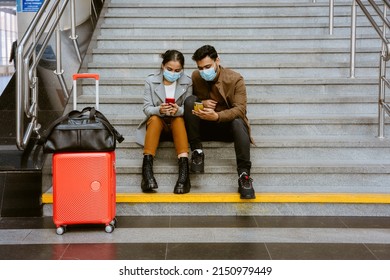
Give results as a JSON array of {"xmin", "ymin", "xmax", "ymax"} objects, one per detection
[
  {"xmin": 141, "ymin": 155, "xmax": 158, "ymax": 192},
  {"xmin": 174, "ymin": 157, "xmax": 191, "ymax": 194}
]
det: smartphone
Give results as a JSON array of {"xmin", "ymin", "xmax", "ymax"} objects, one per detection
[
  {"xmin": 165, "ymin": 97, "xmax": 175, "ymax": 104},
  {"xmin": 194, "ymin": 102, "xmax": 204, "ymax": 111}
]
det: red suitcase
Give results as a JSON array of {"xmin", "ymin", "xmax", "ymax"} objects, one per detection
[
  {"xmin": 52, "ymin": 73, "xmax": 117, "ymax": 235},
  {"xmin": 53, "ymin": 151, "xmax": 117, "ymax": 235}
]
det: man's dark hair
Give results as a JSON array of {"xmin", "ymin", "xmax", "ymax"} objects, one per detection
[{"xmin": 192, "ymin": 45, "xmax": 218, "ymax": 61}]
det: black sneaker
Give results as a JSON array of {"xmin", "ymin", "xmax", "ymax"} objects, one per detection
[
  {"xmin": 190, "ymin": 150, "xmax": 204, "ymax": 173},
  {"xmin": 238, "ymin": 172, "xmax": 255, "ymax": 199}
]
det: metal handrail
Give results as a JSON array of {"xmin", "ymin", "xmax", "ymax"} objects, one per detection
[
  {"xmin": 16, "ymin": 0, "xmax": 81, "ymax": 150},
  {"xmin": 350, "ymin": 0, "xmax": 390, "ymax": 138},
  {"xmin": 355, "ymin": 0, "xmax": 390, "ymax": 49},
  {"xmin": 329, "ymin": 0, "xmax": 335, "ymax": 35},
  {"xmin": 314, "ymin": 0, "xmax": 334, "ymax": 35}
]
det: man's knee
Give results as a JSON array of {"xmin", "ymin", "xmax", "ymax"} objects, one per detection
[{"xmin": 231, "ymin": 118, "xmax": 247, "ymax": 132}]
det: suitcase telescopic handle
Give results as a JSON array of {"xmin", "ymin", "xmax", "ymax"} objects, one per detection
[{"xmin": 72, "ymin": 73, "xmax": 100, "ymax": 110}]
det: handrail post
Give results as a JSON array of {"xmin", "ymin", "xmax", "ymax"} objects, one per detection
[
  {"xmin": 329, "ymin": 0, "xmax": 334, "ymax": 35},
  {"xmin": 350, "ymin": 0, "xmax": 357, "ymax": 78},
  {"xmin": 16, "ymin": 44, "xmax": 24, "ymax": 150},
  {"xmin": 54, "ymin": 3, "xmax": 69, "ymax": 99},
  {"xmin": 26, "ymin": 30, "xmax": 37, "ymax": 116},
  {"xmin": 378, "ymin": 4, "xmax": 388, "ymax": 139},
  {"xmin": 379, "ymin": 57, "xmax": 386, "ymax": 138},
  {"xmin": 54, "ymin": 5, "xmax": 63, "ymax": 77},
  {"xmin": 70, "ymin": 0, "xmax": 82, "ymax": 63},
  {"xmin": 315, "ymin": 0, "xmax": 335, "ymax": 34}
]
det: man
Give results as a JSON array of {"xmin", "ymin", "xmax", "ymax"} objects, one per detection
[{"xmin": 184, "ymin": 45, "xmax": 255, "ymax": 199}]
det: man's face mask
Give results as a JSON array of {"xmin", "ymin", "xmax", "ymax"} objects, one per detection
[{"xmin": 200, "ymin": 64, "xmax": 217, "ymax": 81}]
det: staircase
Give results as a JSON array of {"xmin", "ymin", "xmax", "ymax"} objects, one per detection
[{"xmin": 42, "ymin": 0, "xmax": 390, "ymax": 216}]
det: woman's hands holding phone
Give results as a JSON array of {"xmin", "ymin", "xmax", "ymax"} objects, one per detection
[{"xmin": 160, "ymin": 102, "xmax": 178, "ymax": 116}]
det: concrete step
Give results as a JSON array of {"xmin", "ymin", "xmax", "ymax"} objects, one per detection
[
  {"xmin": 42, "ymin": 193, "xmax": 390, "ymax": 216},
  {"xmin": 42, "ymin": 156, "xmax": 390, "ymax": 194},
  {"xmin": 103, "ymin": 114, "xmax": 390, "ymax": 138},
  {"xmin": 41, "ymin": 135, "xmax": 390, "ymax": 191},
  {"xmin": 99, "ymin": 23, "xmax": 375, "ymax": 37},
  {"xmin": 95, "ymin": 35, "xmax": 382, "ymax": 50},
  {"xmin": 114, "ymin": 135, "xmax": 390, "ymax": 161},
  {"xmin": 78, "ymin": 77, "xmax": 378, "ymax": 96},
  {"xmin": 86, "ymin": 62, "xmax": 380, "ymax": 79},
  {"xmin": 105, "ymin": 2, "xmax": 354, "ymax": 16},
  {"xmin": 112, "ymin": 157, "xmax": 390, "ymax": 193},
  {"xmin": 103, "ymin": 1, "xmax": 376, "ymax": 20},
  {"xmin": 89, "ymin": 48, "xmax": 380, "ymax": 64},
  {"xmin": 75, "ymin": 93, "xmax": 378, "ymax": 116},
  {"xmin": 103, "ymin": 16, "xmax": 374, "ymax": 27},
  {"xmin": 102, "ymin": 11, "xmax": 376, "ymax": 26}
]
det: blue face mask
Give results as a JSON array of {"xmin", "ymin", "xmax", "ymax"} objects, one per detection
[
  {"xmin": 163, "ymin": 69, "xmax": 182, "ymax": 82},
  {"xmin": 200, "ymin": 65, "xmax": 217, "ymax": 81}
]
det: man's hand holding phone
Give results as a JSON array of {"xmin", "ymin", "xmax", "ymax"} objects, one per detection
[
  {"xmin": 193, "ymin": 100, "xmax": 219, "ymax": 121},
  {"xmin": 193, "ymin": 102, "xmax": 204, "ymax": 111}
]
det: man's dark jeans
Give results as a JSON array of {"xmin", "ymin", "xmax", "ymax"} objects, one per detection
[{"xmin": 184, "ymin": 95, "xmax": 252, "ymax": 175}]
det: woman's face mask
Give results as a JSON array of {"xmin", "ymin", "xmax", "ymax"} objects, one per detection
[{"xmin": 163, "ymin": 69, "xmax": 182, "ymax": 82}]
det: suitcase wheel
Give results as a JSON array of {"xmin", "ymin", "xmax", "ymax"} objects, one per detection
[
  {"xmin": 105, "ymin": 224, "xmax": 114, "ymax": 233},
  {"xmin": 56, "ymin": 226, "xmax": 66, "ymax": 235}
]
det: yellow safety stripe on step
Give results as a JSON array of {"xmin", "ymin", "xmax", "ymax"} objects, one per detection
[{"xmin": 41, "ymin": 193, "xmax": 390, "ymax": 204}]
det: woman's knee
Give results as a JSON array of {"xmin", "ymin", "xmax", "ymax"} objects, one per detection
[
  {"xmin": 171, "ymin": 116, "xmax": 185, "ymax": 126},
  {"xmin": 147, "ymin": 115, "xmax": 164, "ymax": 127},
  {"xmin": 171, "ymin": 117, "xmax": 188, "ymax": 137},
  {"xmin": 146, "ymin": 116, "xmax": 165, "ymax": 135}
]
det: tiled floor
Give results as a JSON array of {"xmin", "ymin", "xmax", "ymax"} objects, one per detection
[{"xmin": 0, "ymin": 215, "xmax": 389, "ymax": 260}]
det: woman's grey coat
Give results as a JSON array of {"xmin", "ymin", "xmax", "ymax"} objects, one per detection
[{"xmin": 136, "ymin": 71, "xmax": 193, "ymax": 146}]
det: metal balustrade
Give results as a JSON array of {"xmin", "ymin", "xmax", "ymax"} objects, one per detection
[
  {"xmin": 326, "ymin": 0, "xmax": 390, "ymax": 138},
  {"xmin": 15, "ymin": 0, "xmax": 82, "ymax": 150},
  {"xmin": 349, "ymin": 0, "xmax": 390, "ymax": 138}
]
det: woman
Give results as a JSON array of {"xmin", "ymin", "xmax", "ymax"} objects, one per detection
[{"xmin": 136, "ymin": 50, "xmax": 193, "ymax": 194}]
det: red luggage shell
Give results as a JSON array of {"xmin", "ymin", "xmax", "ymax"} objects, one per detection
[{"xmin": 52, "ymin": 151, "xmax": 116, "ymax": 228}]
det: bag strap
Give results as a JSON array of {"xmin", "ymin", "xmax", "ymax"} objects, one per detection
[
  {"xmin": 90, "ymin": 107, "xmax": 125, "ymax": 143},
  {"xmin": 38, "ymin": 107, "xmax": 124, "ymax": 144},
  {"xmin": 81, "ymin": 106, "xmax": 96, "ymax": 121},
  {"xmin": 38, "ymin": 109, "xmax": 83, "ymax": 144}
]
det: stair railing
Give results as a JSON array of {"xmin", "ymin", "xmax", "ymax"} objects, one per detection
[
  {"xmin": 16, "ymin": 0, "xmax": 81, "ymax": 150},
  {"xmin": 313, "ymin": 0, "xmax": 335, "ymax": 35},
  {"xmin": 349, "ymin": 0, "xmax": 390, "ymax": 138}
]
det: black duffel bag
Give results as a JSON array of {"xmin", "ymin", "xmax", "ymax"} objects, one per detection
[{"xmin": 40, "ymin": 107, "xmax": 124, "ymax": 153}]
